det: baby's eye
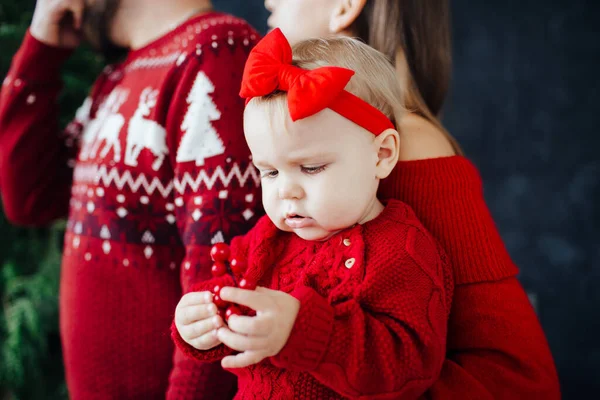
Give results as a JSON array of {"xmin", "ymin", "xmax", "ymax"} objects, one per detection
[
  {"xmin": 301, "ymin": 165, "xmax": 327, "ymax": 175},
  {"xmin": 260, "ymin": 170, "xmax": 278, "ymax": 179}
]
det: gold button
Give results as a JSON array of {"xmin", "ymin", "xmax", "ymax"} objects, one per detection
[
  {"xmin": 345, "ymin": 258, "xmax": 355, "ymax": 269},
  {"xmin": 343, "ymin": 238, "xmax": 351, "ymax": 247}
]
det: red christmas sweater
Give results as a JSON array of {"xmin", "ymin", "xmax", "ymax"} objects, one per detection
[
  {"xmin": 173, "ymin": 199, "xmax": 454, "ymax": 399},
  {"xmin": 380, "ymin": 156, "xmax": 561, "ymax": 399},
  {"xmin": 0, "ymin": 12, "xmax": 262, "ymax": 399}
]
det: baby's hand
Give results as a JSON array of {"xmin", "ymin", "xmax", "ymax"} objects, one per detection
[
  {"xmin": 175, "ymin": 291, "xmax": 225, "ymax": 350},
  {"xmin": 216, "ymin": 287, "xmax": 300, "ymax": 369}
]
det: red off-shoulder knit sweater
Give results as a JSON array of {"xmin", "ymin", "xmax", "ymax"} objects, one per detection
[{"xmin": 380, "ymin": 156, "xmax": 561, "ymax": 400}]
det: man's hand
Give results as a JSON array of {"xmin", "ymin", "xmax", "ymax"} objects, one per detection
[
  {"xmin": 175, "ymin": 291, "xmax": 225, "ymax": 350},
  {"xmin": 30, "ymin": 0, "xmax": 84, "ymax": 48},
  {"xmin": 217, "ymin": 286, "xmax": 300, "ymax": 369}
]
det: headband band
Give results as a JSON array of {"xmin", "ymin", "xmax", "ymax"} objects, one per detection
[{"xmin": 239, "ymin": 28, "xmax": 394, "ymax": 136}]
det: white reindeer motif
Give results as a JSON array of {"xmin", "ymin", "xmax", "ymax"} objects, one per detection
[
  {"xmin": 89, "ymin": 89, "xmax": 128, "ymax": 161},
  {"xmin": 125, "ymin": 87, "xmax": 169, "ymax": 171},
  {"xmin": 79, "ymin": 89, "xmax": 128, "ymax": 161},
  {"xmin": 78, "ymin": 98, "xmax": 102, "ymax": 160}
]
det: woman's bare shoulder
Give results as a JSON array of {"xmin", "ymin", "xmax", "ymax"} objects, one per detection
[{"xmin": 397, "ymin": 114, "xmax": 457, "ymax": 161}]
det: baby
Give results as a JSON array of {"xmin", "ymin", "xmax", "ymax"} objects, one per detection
[{"xmin": 173, "ymin": 29, "xmax": 453, "ymax": 399}]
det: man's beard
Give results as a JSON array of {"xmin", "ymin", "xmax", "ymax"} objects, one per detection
[{"xmin": 82, "ymin": 0, "xmax": 128, "ymax": 61}]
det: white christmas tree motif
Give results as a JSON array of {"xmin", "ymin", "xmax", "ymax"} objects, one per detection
[
  {"xmin": 176, "ymin": 71, "xmax": 225, "ymax": 166},
  {"xmin": 100, "ymin": 225, "xmax": 111, "ymax": 239},
  {"xmin": 211, "ymin": 231, "xmax": 225, "ymax": 244},
  {"xmin": 141, "ymin": 230, "xmax": 155, "ymax": 244}
]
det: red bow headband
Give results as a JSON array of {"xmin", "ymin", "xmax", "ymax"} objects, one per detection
[{"xmin": 239, "ymin": 28, "xmax": 394, "ymax": 136}]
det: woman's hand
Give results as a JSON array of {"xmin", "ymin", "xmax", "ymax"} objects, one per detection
[{"xmin": 217, "ymin": 286, "xmax": 300, "ymax": 369}]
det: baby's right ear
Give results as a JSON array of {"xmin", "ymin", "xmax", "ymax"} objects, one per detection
[
  {"xmin": 329, "ymin": 0, "xmax": 368, "ymax": 34},
  {"xmin": 374, "ymin": 128, "xmax": 400, "ymax": 180}
]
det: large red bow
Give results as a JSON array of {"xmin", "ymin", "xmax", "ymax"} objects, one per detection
[{"xmin": 239, "ymin": 28, "xmax": 355, "ymax": 121}]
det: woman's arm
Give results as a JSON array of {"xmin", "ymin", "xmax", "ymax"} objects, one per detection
[{"xmin": 425, "ymin": 278, "xmax": 560, "ymax": 400}]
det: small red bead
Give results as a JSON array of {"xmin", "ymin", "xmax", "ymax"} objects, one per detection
[
  {"xmin": 225, "ymin": 305, "xmax": 241, "ymax": 321},
  {"xmin": 212, "ymin": 284, "xmax": 222, "ymax": 295},
  {"xmin": 230, "ymin": 258, "xmax": 247, "ymax": 275},
  {"xmin": 213, "ymin": 294, "xmax": 228, "ymax": 309},
  {"xmin": 210, "ymin": 243, "xmax": 231, "ymax": 262},
  {"xmin": 211, "ymin": 261, "xmax": 228, "ymax": 277},
  {"xmin": 239, "ymin": 305, "xmax": 254, "ymax": 317},
  {"xmin": 238, "ymin": 278, "xmax": 257, "ymax": 290}
]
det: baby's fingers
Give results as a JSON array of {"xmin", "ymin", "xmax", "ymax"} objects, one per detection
[
  {"xmin": 178, "ymin": 291, "xmax": 213, "ymax": 307},
  {"xmin": 187, "ymin": 327, "xmax": 223, "ymax": 351},
  {"xmin": 177, "ymin": 303, "xmax": 217, "ymax": 325},
  {"xmin": 180, "ymin": 315, "xmax": 224, "ymax": 341},
  {"xmin": 217, "ymin": 326, "xmax": 269, "ymax": 352},
  {"xmin": 227, "ymin": 314, "xmax": 270, "ymax": 337},
  {"xmin": 222, "ymin": 351, "xmax": 265, "ymax": 369}
]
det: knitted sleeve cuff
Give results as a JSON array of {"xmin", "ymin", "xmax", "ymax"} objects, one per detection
[
  {"xmin": 270, "ymin": 286, "xmax": 334, "ymax": 371},
  {"xmin": 10, "ymin": 30, "xmax": 74, "ymax": 83},
  {"xmin": 171, "ymin": 320, "xmax": 234, "ymax": 362}
]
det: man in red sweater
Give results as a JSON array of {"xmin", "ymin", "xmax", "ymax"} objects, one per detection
[{"xmin": 0, "ymin": 0, "xmax": 262, "ymax": 398}]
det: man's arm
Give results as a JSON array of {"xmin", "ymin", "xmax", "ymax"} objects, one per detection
[
  {"xmin": 0, "ymin": 31, "xmax": 79, "ymax": 225},
  {"xmin": 0, "ymin": 0, "xmax": 87, "ymax": 225},
  {"xmin": 163, "ymin": 26, "xmax": 262, "ymax": 399}
]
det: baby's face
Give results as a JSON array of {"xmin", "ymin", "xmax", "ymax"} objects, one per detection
[{"xmin": 244, "ymin": 99, "xmax": 382, "ymax": 241}]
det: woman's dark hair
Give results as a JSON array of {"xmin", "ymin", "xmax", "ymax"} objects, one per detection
[{"xmin": 352, "ymin": 0, "xmax": 461, "ymax": 153}]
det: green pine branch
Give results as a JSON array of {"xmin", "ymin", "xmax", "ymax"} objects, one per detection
[{"xmin": 1, "ymin": 225, "xmax": 65, "ymax": 400}]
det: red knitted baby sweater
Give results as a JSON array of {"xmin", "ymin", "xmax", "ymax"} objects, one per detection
[{"xmin": 174, "ymin": 200, "xmax": 454, "ymax": 399}]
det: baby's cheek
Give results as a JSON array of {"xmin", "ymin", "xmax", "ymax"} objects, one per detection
[{"xmin": 316, "ymin": 193, "xmax": 351, "ymax": 225}]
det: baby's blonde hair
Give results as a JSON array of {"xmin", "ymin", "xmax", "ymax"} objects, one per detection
[{"xmin": 246, "ymin": 36, "xmax": 405, "ymax": 129}]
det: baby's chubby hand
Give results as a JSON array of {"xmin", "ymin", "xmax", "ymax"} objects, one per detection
[
  {"xmin": 216, "ymin": 286, "xmax": 300, "ymax": 369},
  {"xmin": 175, "ymin": 291, "xmax": 224, "ymax": 350}
]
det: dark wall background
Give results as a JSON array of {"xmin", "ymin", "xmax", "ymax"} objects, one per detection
[
  {"xmin": 217, "ymin": 0, "xmax": 599, "ymax": 398},
  {"xmin": 445, "ymin": 1, "xmax": 600, "ymax": 397}
]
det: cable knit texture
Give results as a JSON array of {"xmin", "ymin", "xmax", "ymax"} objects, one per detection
[
  {"xmin": 0, "ymin": 12, "xmax": 263, "ymax": 399},
  {"xmin": 379, "ymin": 156, "xmax": 561, "ymax": 399},
  {"xmin": 173, "ymin": 200, "xmax": 454, "ymax": 399}
]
